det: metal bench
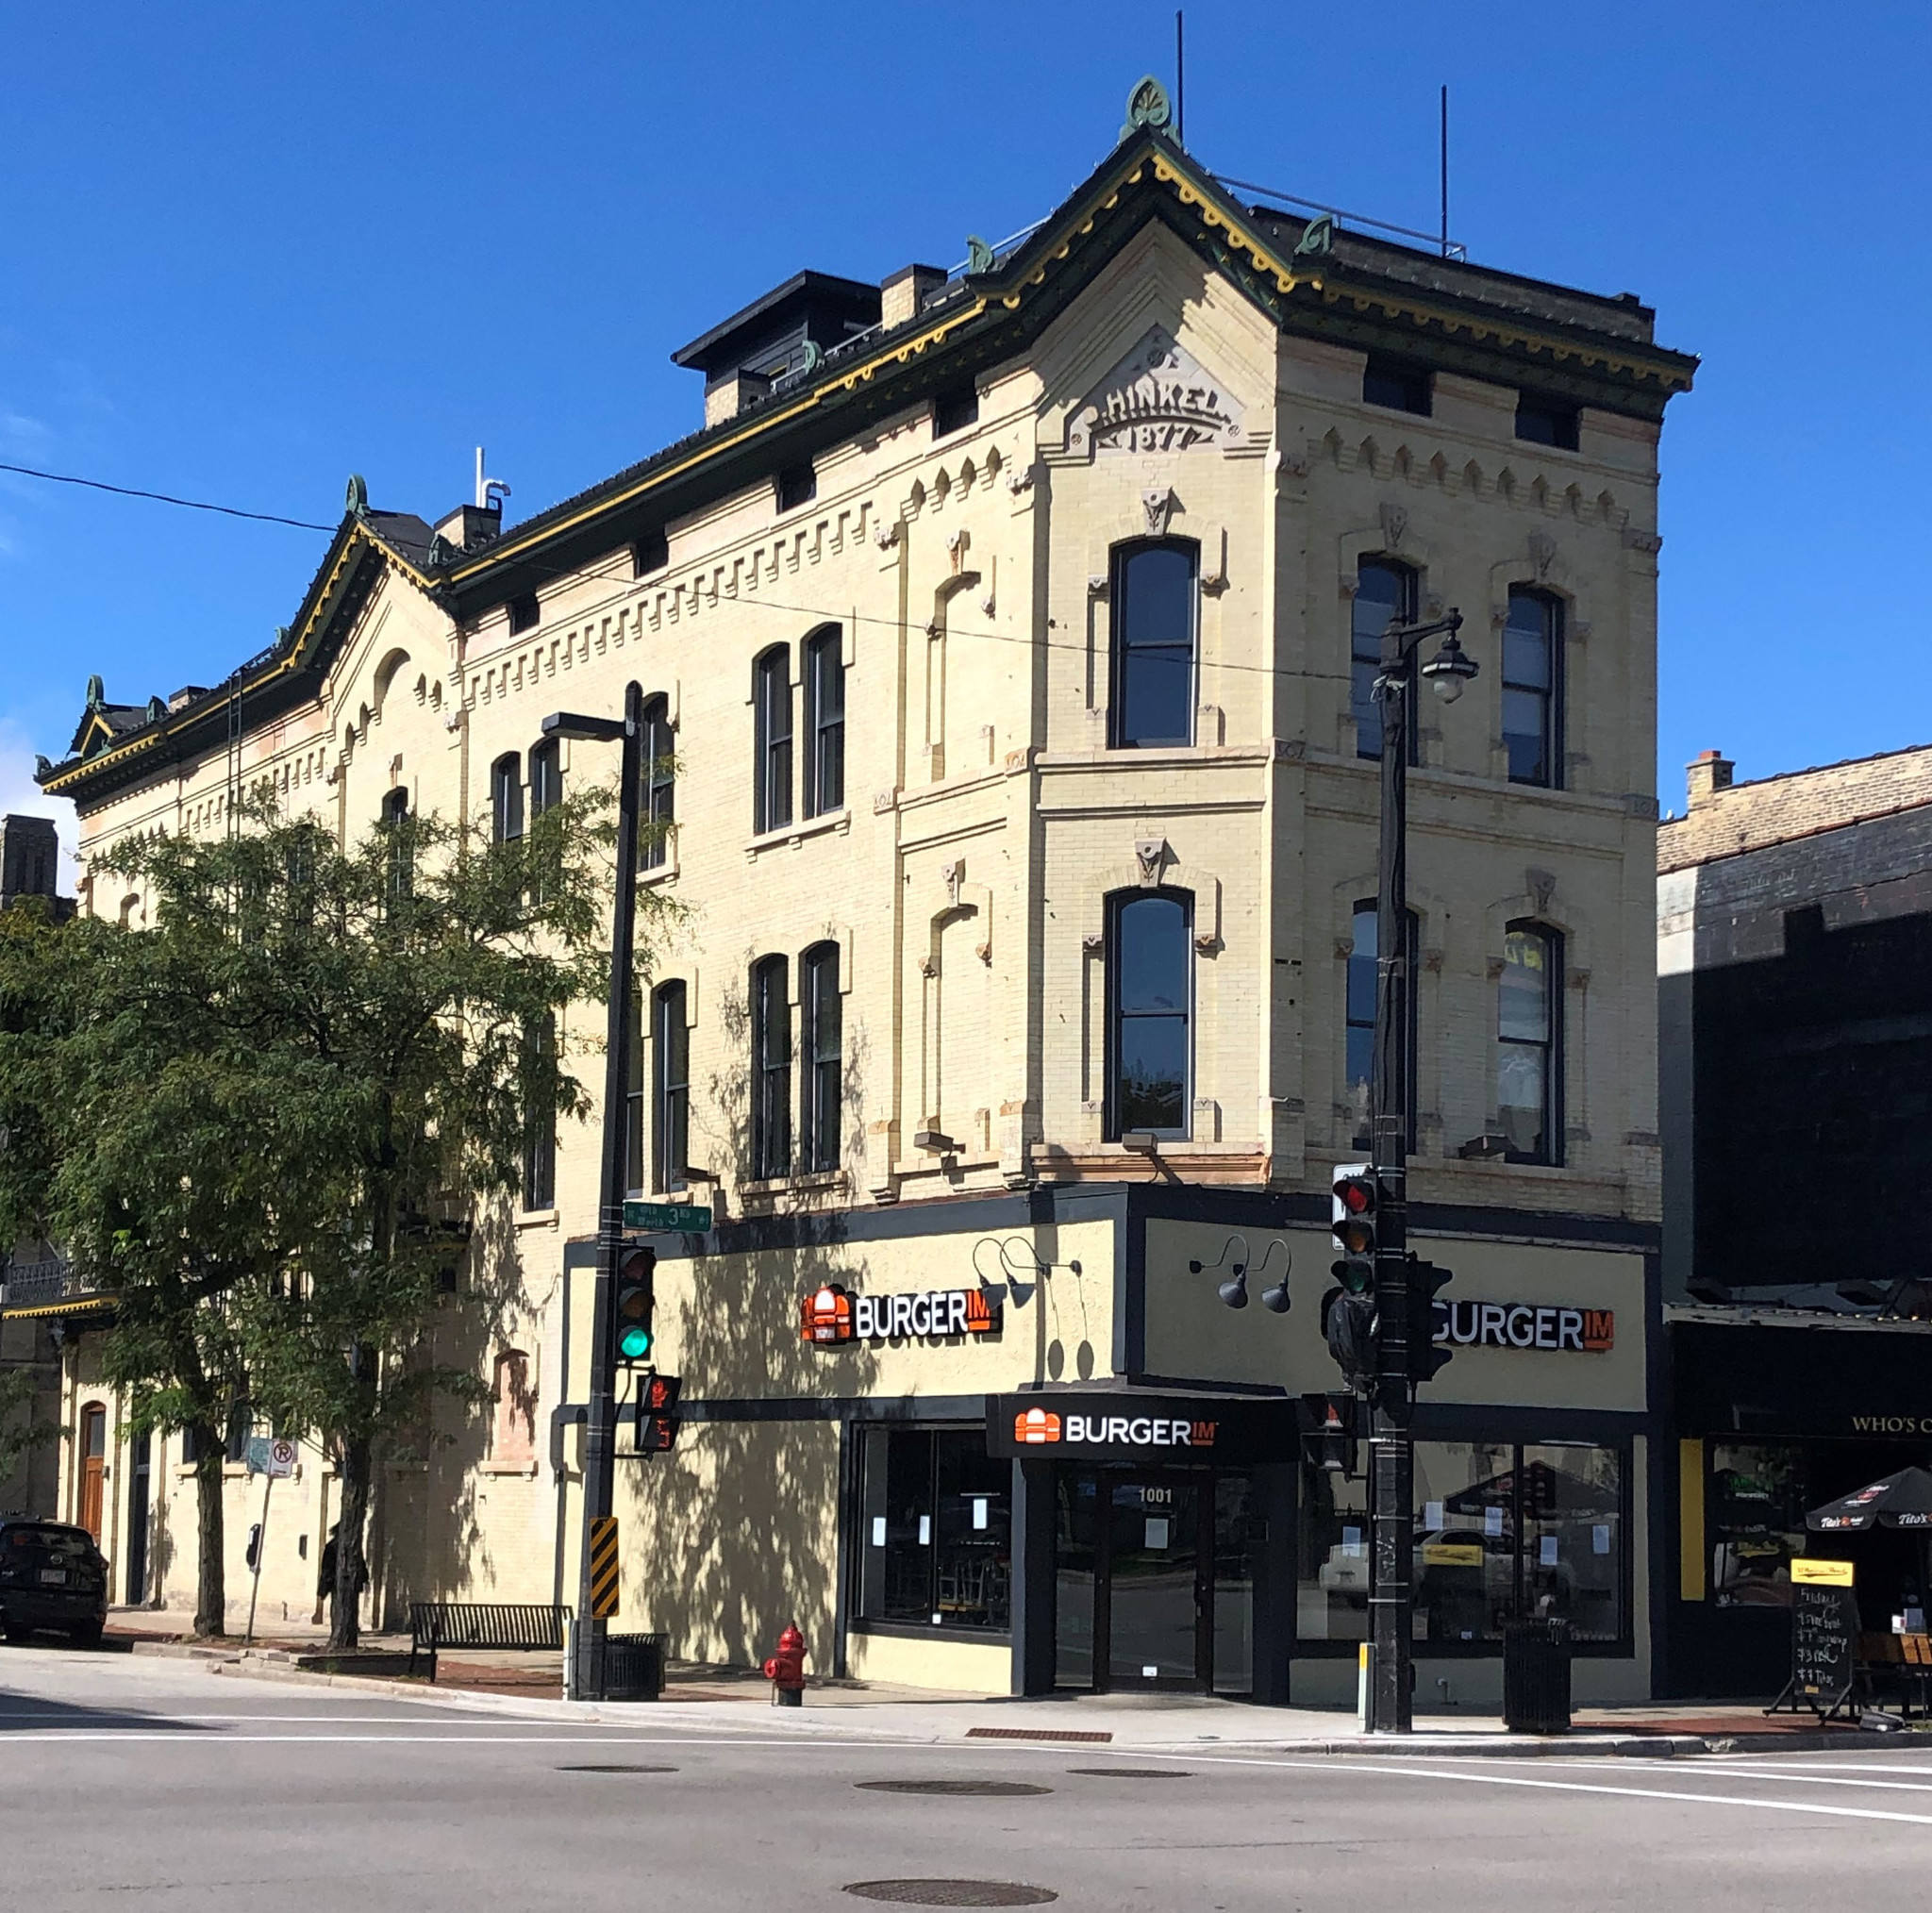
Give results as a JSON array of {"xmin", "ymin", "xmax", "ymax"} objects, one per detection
[{"xmin": 407, "ymin": 1601, "xmax": 571, "ymax": 1683}]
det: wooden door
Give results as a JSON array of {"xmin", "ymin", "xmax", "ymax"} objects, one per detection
[{"xmin": 78, "ymin": 1405, "xmax": 106, "ymax": 1539}]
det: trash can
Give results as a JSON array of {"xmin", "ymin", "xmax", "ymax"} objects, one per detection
[
  {"xmin": 605, "ymin": 1632, "xmax": 668, "ymax": 1702},
  {"xmin": 1502, "ymin": 1618, "xmax": 1572, "ymax": 1734}
]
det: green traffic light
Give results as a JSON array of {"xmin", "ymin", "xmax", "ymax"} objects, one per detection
[{"xmin": 619, "ymin": 1323, "xmax": 653, "ymax": 1360}]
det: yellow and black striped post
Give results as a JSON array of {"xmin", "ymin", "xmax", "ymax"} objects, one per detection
[{"xmin": 588, "ymin": 1516, "xmax": 620, "ymax": 1621}]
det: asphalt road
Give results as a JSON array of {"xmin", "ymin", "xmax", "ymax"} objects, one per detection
[{"xmin": 3, "ymin": 1646, "xmax": 1930, "ymax": 1910}]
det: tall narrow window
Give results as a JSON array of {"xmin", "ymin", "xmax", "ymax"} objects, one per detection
[
  {"xmin": 751, "ymin": 955, "xmax": 791, "ymax": 1179},
  {"xmin": 1346, "ymin": 905, "xmax": 1419, "ymax": 1151},
  {"xmin": 1503, "ymin": 589, "xmax": 1560, "ymax": 788},
  {"xmin": 625, "ymin": 987, "xmax": 645, "ymax": 1197},
  {"xmin": 527, "ymin": 738, "xmax": 561, "ymax": 902},
  {"xmin": 491, "ymin": 754, "xmax": 525, "ymax": 844},
  {"xmin": 379, "ymin": 787, "xmax": 412, "ymax": 901},
  {"xmin": 754, "ymin": 647, "xmax": 793, "ymax": 834},
  {"xmin": 653, "ymin": 981, "xmax": 690, "ymax": 1194},
  {"xmin": 1498, "ymin": 924, "xmax": 1559, "ymax": 1165},
  {"xmin": 800, "ymin": 941, "xmax": 842, "ymax": 1173},
  {"xmin": 522, "ymin": 1015, "xmax": 557, "ymax": 1209},
  {"xmin": 1109, "ymin": 540, "xmax": 1197, "ymax": 749},
  {"xmin": 1351, "ymin": 559, "xmax": 1418, "ymax": 760},
  {"xmin": 803, "ymin": 626, "xmax": 845, "ymax": 817},
  {"xmin": 1107, "ymin": 890, "xmax": 1191, "ymax": 1139},
  {"xmin": 640, "ymin": 695, "xmax": 675, "ymax": 871}
]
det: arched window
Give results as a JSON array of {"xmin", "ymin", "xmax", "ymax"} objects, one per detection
[
  {"xmin": 1346, "ymin": 903, "xmax": 1418, "ymax": 1150},
  {"xmin": 625, "ymin": 986, "xmax": 646, "ymax": 1198},
  {"xmin": 1503, "ymin": 589, "xmax": 1561, "ymax": 788},
  {"xmin": 491, "ymin": 753, "xmax": 524, "ymax": 844},
  {"xmin": 803, "ymin": 627, "xmax": 845, "ymax": 818},
  {"xmin": 751, "ymin": 955, "xmax": 791, "ymax": 1179},
  {"xmin": 640, "ymin": 696, "xmax": 675, "ymax": 871},
  {"xmin": 1498, "ymin": 923, "xmax": 1560, "ymax": 1165},
  {"xmin": 527, "ymin": 740, "xmax": 561, "ymax": 903},
  {"xmin": 754, "ymin": 647, "xmax": 793, "ymax": 834},
  {"xmin": 379, "ymin": 787, "xmax": 412, "ymax": 900},
  {"xmin": 1109, "ymin": 540, "xmax": 1198, "ymax": 749},
  {"xmin": 653, "ymin": 981, "xmax": 690, "ymax": 1194},
  {"xmin": 522, "ymin": 1014, "xmax": 557, "ymax": 1209},
  {"xmin": 1352, "ymin": 558, "xmax": 1418, "ymax": 760},
  {"xmin": 490, "ymin": 1351, "xmax": 535, "ymax": 1465},
  {"xmin": 800, "ymin": 942, "xmax": 841, "ymax": 1173},
  {"xmin": 1106, "ymin": 890, "xmax": 1191, "ymax": 1139}
]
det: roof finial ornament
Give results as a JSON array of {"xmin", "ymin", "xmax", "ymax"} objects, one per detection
[
  {"xmin": 965, "ymin": 235, "xmax": 995, "ymax": 277},
  {"xmin": 1121, "ymin": 75, "xmax": 1174, "ymax": 142},
  {"xmin": 345, "ymin": 473, "xmax": 369, "ymax": 518},
  {"xmin": 85, "ymin": 674, "xmax": 104, "ymax": 710},
  {"xmin": 1292, "ymin": 214, "xmax": 1335, "ymax": 258}
]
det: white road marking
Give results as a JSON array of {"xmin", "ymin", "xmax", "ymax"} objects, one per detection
[
  {"xmin": 1598, "ymin": 1759, "xmax": 1932, "ymax": 1795},
  {"xmin": 0, "ymin": 1712, "xmax": 486, "ymax": 1724},
  {"xmin": 1100, "ymin": 1751, "xmax": 1932, "ymax": 1827}
]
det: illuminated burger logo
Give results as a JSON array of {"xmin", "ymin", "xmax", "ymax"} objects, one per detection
[
  {"xmin": 799, "ymin": 1285, "xmax": 854, "ymax": 1344},
  {"xmin": 1014, "ymin": 1408, "xmax": 1062, "ymax": 1445}
]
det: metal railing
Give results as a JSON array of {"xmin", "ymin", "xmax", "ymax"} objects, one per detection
[{"xmin": 0, "ymin": 1258, "xmax": 108, "ymax": 1311}]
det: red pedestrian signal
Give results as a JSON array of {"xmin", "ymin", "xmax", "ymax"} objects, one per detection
[{"xmin": 635, "ymin": 1372, "xmax": 681, "ymax": 1454}]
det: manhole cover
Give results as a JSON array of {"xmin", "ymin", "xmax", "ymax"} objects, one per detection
[
  {"xmin": 1065, "ymin": 1767, "xmax": 1192, "ymax": 1779},
  {"xmin": 557, "ymin": 1763, "xmax": 678, "ymax": 1773},
  {"xmin": 843, "ymin": 1884, "xmax": 1057, "ymax": 1907},
  {"xmin": 855, "ymin": 1779, "xmax": 1051, "ymax": 1797}
]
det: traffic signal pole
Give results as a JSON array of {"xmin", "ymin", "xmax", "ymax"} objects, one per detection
[
  {"xmin": 1369, "ymin": 634, "xmax": 1415, "ymax": 1736},
  {"xmin": 550, "ymin": 682, "xmax": 643, "ymax": 1704}
]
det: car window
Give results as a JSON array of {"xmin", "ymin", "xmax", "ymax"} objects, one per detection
[{"xmin": 4, "ymin": 1525, "xmax": 96, "ymax": 1560}]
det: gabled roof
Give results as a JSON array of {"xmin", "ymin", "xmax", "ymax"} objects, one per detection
[{"xmin": 42, "ymin": 115, "xmax": 1696, "ymax": 811}]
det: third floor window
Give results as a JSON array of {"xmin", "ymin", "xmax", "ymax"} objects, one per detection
[
  {"xmin": 1109, "ymin": 539, "xmax": 1197, "ymax": 750},
  {"xmin": 803, "ymin": 626, "xmax": 845, "ymax": 818},
  {"xmin": 1352, "ymin": 558, "xmax": 1418, "ymax": 761},
  {"xmin": 754, "ymin": 647, "xmax": 793, "ymax": 835},
  {"xmin": 1503, "ymin": 589, "xmax": 1561, "ymax": 789},
  {"xmin": 640, "ymin": 695, "xmax": 675, "ymax": 870}
]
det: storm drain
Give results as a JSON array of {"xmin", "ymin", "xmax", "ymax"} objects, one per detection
[
  {"xmin": 1065, "ymin": 1767, "xmax": 1192, "ymax": 1779},
  {"xmin": 557, "ymin": 1764, "xmax": 678, "ymax": 1774},
  {"xmin": 842, "ymin": 1883, "xmax": 1058, "ymax": 1907},
  {"xmin": 855, "ymin": 1780, "xmax": 1051, "ymax": 1797}
]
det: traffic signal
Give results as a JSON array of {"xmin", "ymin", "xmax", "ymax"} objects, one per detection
[
  {"xmin": 635, "ymin": 1371, "xmax": 682, "ymax": 1454},
  {"xmin": 1321, "ymin": 1283, "xmax": 1375, "ymax": 1393},
  {"xmin": 1300, "ymin": 1392, "xmax": 1360, "ymax": 1476},
  {"xmin": 1406, "ymin": 1256, "xmax": 1454, "ymax": 1386},
  {"xmin": 613, "ymin": 1247, "xmax": 657, "ymax": 1366},
  {"xmin": 1331, "ymin": 1163, "xmax": 1376, "ymax": 1293}
]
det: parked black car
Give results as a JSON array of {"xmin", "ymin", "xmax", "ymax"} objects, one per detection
[{"xmin": 0, "ymin": 1519, "xmax": 108, "ymax": 1646}]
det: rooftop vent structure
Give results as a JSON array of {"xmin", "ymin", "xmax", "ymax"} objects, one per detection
[{"xmin": 673, "ymin": 272, "xmax": 882, "ymax": 426}]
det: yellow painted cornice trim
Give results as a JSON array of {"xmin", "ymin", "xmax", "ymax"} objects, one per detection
[{"xmin": 0, "ymin": 1294, "xmax": 114, "ymax": 1322}]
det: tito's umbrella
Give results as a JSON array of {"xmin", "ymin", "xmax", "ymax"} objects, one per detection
[{"xmin": 1807, "ymin": 1467, "xmax": 1932, "ymax": 1533}]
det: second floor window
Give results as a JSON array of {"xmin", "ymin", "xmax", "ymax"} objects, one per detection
[
  {"xmin": 754, "ymin": 647, "xmax": 793, "ymax": 834},
  {"xmin": 491, "ymin": 754, "xmax": 524, "ymax": 844},
  {"xmin": 1346, "ymin": 904, "xmax": 1418, "ymax": 1151},
  {"xmin": 751, "ymin": 954, "xmax": 791, "ymax": 1179},
  {"xmin": 522, "ymin": 1015, "xmax": 557, "ymax": 1209},
  {"xmin": 1107, "ymin": 890, "xmax": 1191, "ymax": 1139},
  {"xmin": 1352, "ymin": 558, "xmax": 1417, "ymax": 760},
  {"xmin": 1498, "ymin": 923, "xmax": 1559, "ymax": 1165},
  {"xmin": 803, "ymin": 626, "xmax": 845, "ymax": 817},
  {"xmin": 625, "ymin": 988, "xmax": 645, "ymax": 1197},
  {"xmin": 641, "ymin": 695, "xmax": 675, "ymax": 870},
  {"xmin": 800, "ymin": 941, "xmax": 841, "ymax": 1173},
  {"xmin": 653, "ymin": 980, "xmax": 690, "ymax": 1194},
  {"xmin": 1503, "ymin": 589, "xmax": 1560, "ymax": 788},
  {"xmin": 380, "ymin": 787, "xmax": 412, "ymax": 901},
  {"xmin": 1110, "ymin": 540, "xmax": 1197, "ymax": 749},
  {"xmin": 527, "ymin": 738, "xmax": 561, "ymax": 903}
]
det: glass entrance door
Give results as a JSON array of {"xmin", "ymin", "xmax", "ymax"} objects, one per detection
[{"xmin": 1107, "ymin": 1476, "xmax": 1206, "ymax": 1688}]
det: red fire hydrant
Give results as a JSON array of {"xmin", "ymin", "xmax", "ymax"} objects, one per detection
[{"xmin": 762, "ymin": 1623, "xmax": 808, "ymax": 1706}]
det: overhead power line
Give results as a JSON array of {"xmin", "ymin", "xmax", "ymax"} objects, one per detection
[{"xmin": 0, "ymin": 459, "xmax": 334, "ymax": 532}]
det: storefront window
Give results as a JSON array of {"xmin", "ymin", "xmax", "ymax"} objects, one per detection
[
  {"xmin": 858, "ymin": 1428, "xmax": 1010, "ymax": 1632},
  {"xmin": 1055, "ymin": 1473, "xmax": 1098, "ymax": 1684},
  {"xmin": 1708, "ymin": 1441, "xmax": 1807, "ymax": 1608},
  {"xmin": 1299, "ymin": 1439, "xmax": 1628, "ymax": 1651},
  {"xmin": 1212, "ymin": 1474, "xmax": 1255, "ymax": 1693}
]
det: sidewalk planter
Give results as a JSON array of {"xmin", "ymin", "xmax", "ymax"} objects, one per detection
[{"xmin": 1503, "ymin": 1619, "xmax": 1573, "ymax": 1734}]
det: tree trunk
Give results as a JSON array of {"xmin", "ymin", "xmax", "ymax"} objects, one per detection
[
  {"xmin": 190, "ymin": 1420, "xmax": 225, "ymax": 1639},
  {"xmin": 330, "ymin": 1430, "xmax": 373, "ymax": 1652}
]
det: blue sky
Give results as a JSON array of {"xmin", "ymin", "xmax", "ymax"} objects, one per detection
[{"xmin": 4, "ymin": 2, "xmax": 1927, "ymax": 851}]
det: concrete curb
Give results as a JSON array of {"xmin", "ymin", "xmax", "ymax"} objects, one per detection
[{"xmin": 194, "ymin": 1662, "xmax": 1923, "ymax": 1760}]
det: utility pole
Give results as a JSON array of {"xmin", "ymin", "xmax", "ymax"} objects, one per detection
[
  {"xmin": 1367, "ymin": 610, "xmax": 1474, "ymax": 1733},
  {"xmin": 542, "ymin": 681, "xmax": 643, "ymax": 1704}
]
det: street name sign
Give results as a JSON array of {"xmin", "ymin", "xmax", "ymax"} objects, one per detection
[{"xmin": 622, "ymin": 1202, "xmax": 712, "ymax": 1232}]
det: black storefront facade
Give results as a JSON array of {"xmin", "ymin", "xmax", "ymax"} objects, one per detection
[{"xmin": 1665, "ymin": 1313, "xmax": 1932, "ymax": 1698}]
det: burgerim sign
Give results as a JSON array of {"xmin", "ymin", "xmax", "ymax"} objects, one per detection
[
  {"xmin": 1012, "ymin": 1406, "xmax": 1218, "ymax": 1451},
  {"xmin": 800, "ymin": 1283, "xmax": 1001, "ymax": 1344}
]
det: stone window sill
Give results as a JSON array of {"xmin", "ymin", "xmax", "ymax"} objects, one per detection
[
  {"xmin": 479, "ymin": 1457, "xmax": 539, "ymax": 1478},
  {"xmin": 516, "ymin": 1209, "xmax": 559, "ymax": 1232},
  {"xmin": 744, "ymin": 809, "xmax": 849, "ymax": 860}
]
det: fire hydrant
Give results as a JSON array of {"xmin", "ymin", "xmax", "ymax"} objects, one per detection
[{"xmin": 762, "ymin": 1623, "xmax": 807, "ymax": 1706}]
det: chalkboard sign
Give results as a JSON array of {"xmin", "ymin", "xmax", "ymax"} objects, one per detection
[{"xmin": 1769, "ymin": 1575, "xmax": 1861, "ymax": 1722}]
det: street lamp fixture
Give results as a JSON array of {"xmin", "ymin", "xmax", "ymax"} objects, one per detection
[{"xmin": 1418, "ymin": 624, "xmax": 1478, "ymax": 702}]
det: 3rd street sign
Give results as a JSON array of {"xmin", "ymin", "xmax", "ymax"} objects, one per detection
[{"xmin": 623, "ymin": 1201, "xmax": 713, "ymax": 1233}]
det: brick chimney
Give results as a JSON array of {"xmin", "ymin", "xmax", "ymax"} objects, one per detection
[
  {"xmin": 1686, "ymin": 749, "xmax": 1735, "ymax": 809},
  {"xmin": 880, "ymin": 262, "xmax": 946, "ymax": 330}
]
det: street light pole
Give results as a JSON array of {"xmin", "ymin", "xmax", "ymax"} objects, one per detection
[
  {"xmin": 541, "ymin": 682, "xmax": 643, "ymax": 1704},
  {"xmin": 1367, "ymin": 609, "xmax": 1474, "ymax": 1735}
]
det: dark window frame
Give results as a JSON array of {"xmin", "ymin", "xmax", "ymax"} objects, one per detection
[
  {"xmin": 508, "ymin": 593, "xmax": 541, "ymax": 635},
  {"xmin": 753, "ymin": 646, "xmax": 793, "ymax": 834},
  {"xmin": 931, "ymin": 382, "xmax": 980, "ymax": 439},
  {"xmin": 491, "ymin": 753, "xmax": 524, "ymax": 845},
  {"xmin": 775, "ymin": 462, "xmax": 817, "ymax": 513},
  {"xmin": 632, "ymin": 528, "xmax": 669, "ymax": 577},
  {"xmin": 1108, "ymin": 537, "xmax": 1200, "ymax": 751},
  {"xmin": 750, "ymin": 954, "xmax": 791, "ymax": 1181},
  {"xmin": 1362, "ymin": 355, "xmax": 1432, "ymax": 417},
  {"xmin": 379, "ymin": 787, "xmax": 412, "ymax": 901},
  {"xmin": 625, "ymin": 986, "xmax": 646, "ymax": 1199},
  {"xmin": 1104, "ymin": 887, "xmax": 1193, "ymax": 1142},
  {"xmin": 1351, "ymin": 557, "xmax": 1420, "ymax": 764},
  {"xmin": 640, "ymin": 694, "xmax": 675, "ymax": 871},
  {"xmin": 522, "ymin": 1014, "xmax": 558, "ymax": 1211},
  {"xmin": 1347, "ymin": 901, "xmax": 1419, "ymax": 1153},
  {"xmin": 1498, "ymin": 921, "xmax": 1563, "ymax": 1167},
  {"xmin": 652, "ymin": 980, "xmax": 690, "ymax": 1195},
  {"xmin": 802, "ymin": 625, "xmax": 845, "ymax": 818},
  {"xmin": 1515, "ymin": 394, "xmax": 1580, "ymax": 451},
  {"xmin": 1502, "ymin": 587, "xmax": 1563, "ymax": 790},
  {"xmin": 799, "ymin": 940, "xmax": 842, "ymax": 1174}
]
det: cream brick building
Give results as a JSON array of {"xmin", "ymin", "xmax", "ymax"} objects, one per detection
[{"xmin": 24, "ymin": 95, "xmax": 1693, "ymax": 1702}]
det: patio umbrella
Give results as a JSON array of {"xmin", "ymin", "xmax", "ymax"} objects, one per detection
[{"xmin": 1807, "ymin": 1467, "xmax": 1932, "ymax": 1533}]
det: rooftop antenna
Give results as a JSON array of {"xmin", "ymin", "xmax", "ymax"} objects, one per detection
[
  {"xmin": 1440, "ymin": 84, "xmax": 1450, "ymax": 259},
  {"xmin": 1175, "ymin": 11, "xmax": 1186, "ymax": 146},
  {"xmin": 475, "ymin": 446, "xmax": 509, "ymax": 513}
]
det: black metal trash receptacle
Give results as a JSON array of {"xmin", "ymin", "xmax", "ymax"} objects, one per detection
[
  {"xmin": 605, "ymin": 1633, "xmax": 668, "ymax": 1702},
  {"xmin": 1502, "ymin": 1619, "xmax": 1572, "ymax": 1734}
]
